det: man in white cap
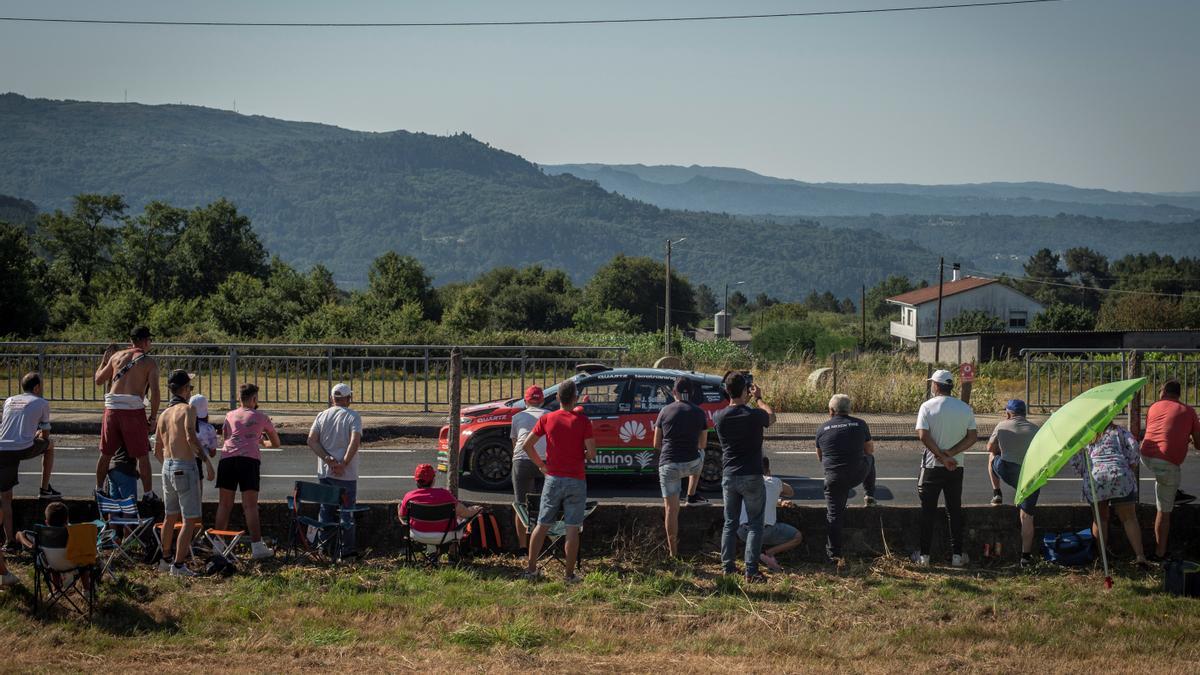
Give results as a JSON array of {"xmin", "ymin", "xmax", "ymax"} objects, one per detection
[
  {"xmin": 306, "ymin": 383, "xmax": 361, "ymax": 558},
  {"xmin": 912, "ymin": 369, "xmax": 976, "ymax": 568}
]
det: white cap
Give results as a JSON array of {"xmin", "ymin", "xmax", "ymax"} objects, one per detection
[
  {"xmin": 331, "ymin": 383, "xmax": 352, "ymax": 398},
  {"xmin": 928, "ymin": 369, "xmax": 954, "ymax": 386},
  {"xmin": 188, "ymin": 394, "xmax": 209, "ymax": 418}
]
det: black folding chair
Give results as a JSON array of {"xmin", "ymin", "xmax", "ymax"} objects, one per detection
[
  {"xmin": 399, "ymin": 502, "xmax": 479, "ymax": 566},
  {"xmin": 32, "ymin": 523, "xmax": 100, "ymax": 621},
  {"xmin": 523, "ymin": 492, "xmax": 599, "ymax": 571},
  {"xmin": 287, "ymin": 481, "xmax": 348, "ymax": 564}
]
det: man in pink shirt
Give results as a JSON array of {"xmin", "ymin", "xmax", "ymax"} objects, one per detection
[
  {"xmin": 214, "ymin": 383, "xmax": 280, "ymax": 560},
  {"xmin": 1139, "ymin": 380, "xmax": 1200, "ymax": 561}
]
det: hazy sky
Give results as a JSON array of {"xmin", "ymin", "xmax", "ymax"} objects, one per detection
[{"xmin": 2, "ymin": 0, "xmax": 1197, "ymax": 192}]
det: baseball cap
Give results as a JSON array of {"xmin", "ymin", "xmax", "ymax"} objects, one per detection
[
  {"xmin": 524, "ymin": 385, "xmax": 544, "ymax": 404},
  {"xmin": 1005, "ymin": 399, "xmax": 1027, "ymax": 415},
  {"xmin": 331, "ymin": 383, "xmax": 352, "ymax": 398},
  {"xmin": 167, "ymin": 369, "xmax": 195, "ymax": 391},
  {"xmin": 927, "ymin": 369, "xmax": 954, "ymax": 386},
  {"xmin": 414, "ymin": 463, "xmax": 436, "ymax": 484},
  {"xmin": 189, "ymin": 394, "xmax": 209, "ymax": 418}
]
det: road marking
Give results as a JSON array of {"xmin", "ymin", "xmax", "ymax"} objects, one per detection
[
  {"xmin": 20, "ymin": 472, "xmax": 413, "ymax": 480},
  {"xmin": 775, "ymin": 451, "xmax": 993, "ymax": 456}
]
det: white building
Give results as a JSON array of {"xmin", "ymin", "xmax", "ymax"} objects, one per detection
[{"xmin": 886, "ymin": 273, "xmax": 1044, "ymax": 346}]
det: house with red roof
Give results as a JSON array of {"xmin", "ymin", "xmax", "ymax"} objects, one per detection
[{"xmin": 886, "ymin": 272, "xmax": 1044, "ymax": 346}]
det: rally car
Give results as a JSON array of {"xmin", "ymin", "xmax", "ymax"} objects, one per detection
[{"xmin": 437, "ymin": 365, "xmax": 731, "ymax": 491}]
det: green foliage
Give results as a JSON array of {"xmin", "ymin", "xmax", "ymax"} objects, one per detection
[
  {"xmin": 0, "ymin": 222, "xmax": 48, "ymax": 336},
  {"xmin": 583, "ymin": 254, "xmax": 696, "ymax": 332},
  {"xmin": 1030, "ymin": 303, "xmax": 1095, "ymax": 332},
  {"xmin": 572, "ymin": 305, "xmax": 640, "ymax": 333},
  {"xmin": 368, "ymin": 252, "xmax": 437, "ymax": 319},
  {"xmin": 944, "ymin": 310, "xmax": 1004, "ymax": 334},
  {"xmin": 751, "ymin": 321, "xmax": 822, "ymax": 360},
  {"xmin": 1095, "ymin": 294, "xmax": 1187, "ymax": 331},
  {"xmin": 865, "ymin": 275, "xmax": 924, "ymax": 319}
]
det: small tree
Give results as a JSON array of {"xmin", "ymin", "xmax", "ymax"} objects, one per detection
[
  {"xmin": 1030, "ymin": 303, "xmax": 1095, "ymax": 331},
  {"xmin": 944, "ymin": 310, "xmax": 1003, "ymax": 334}
]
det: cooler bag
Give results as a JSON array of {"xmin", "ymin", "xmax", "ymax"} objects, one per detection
[
  {"xmin": 1042, "ymin": 529, "xmax": 1094, "ymax": 566},
  {"xmin": 1164, "ymin": 560, "xmax": 1200, "ymax": 598}
]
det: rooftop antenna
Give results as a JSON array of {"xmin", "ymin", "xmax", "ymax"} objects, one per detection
[
  {"xmin": 233, "ymin": 99, "xmax": 238, "ymax": 113},
  {"xmin": 123, "ymin": 89, "xmax": 127, "ymax": 103}
]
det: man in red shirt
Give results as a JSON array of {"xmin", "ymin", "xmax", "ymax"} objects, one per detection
[
  {"xmin": 398, "ymin": 464, "xmax": 482, "ymax": 542},
  {"xmin": 518, "ymin": 379, "xmax": 596, "ymax": 582},
  {"xmin": 1140, "ymin": 380, "xmax": 1200, "ymax": 561}
]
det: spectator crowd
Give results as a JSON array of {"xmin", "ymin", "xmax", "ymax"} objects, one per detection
[{"xmin": 1, "ymin": 327, "xmax": 1198, "ymax": 587}]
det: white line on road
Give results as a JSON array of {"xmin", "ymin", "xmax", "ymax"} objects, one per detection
[
  {"xmin": 776, "ymin": 451, "xmax": 993, "ymax": 456},
  {"xmin": 20, "ymin": 471, "xmax": 413, "ymax": 480}
]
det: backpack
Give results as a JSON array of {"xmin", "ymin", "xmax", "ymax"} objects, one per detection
[
  {"xmin": 463, "ymin": 511, "xmax": 504, "ymax": 555},
  {"xmin": 1042, "ymin": 529, "xmax": 1094, "ymax": 566},
  {"xmin": 204, "ymin": 553, "xmax": 237, "ymax": 578},
  {"xmin": 1164, "ymin": 560, "xmax": 1200, "ymax": 598}
]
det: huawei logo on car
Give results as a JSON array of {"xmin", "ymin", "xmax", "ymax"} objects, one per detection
[{"xmin": 619, "ymin": 420, "xmax": 647, "ymax": 443}]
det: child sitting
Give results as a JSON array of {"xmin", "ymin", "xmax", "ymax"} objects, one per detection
[{"xmin": 16, "ymin": 501, "xmax": 72, "ymax": 571}]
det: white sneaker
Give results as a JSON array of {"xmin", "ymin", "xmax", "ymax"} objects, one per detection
[
  {"xmin": 952, "ymin": 553, "xmax": 970, "ymax": 568},
  {"xmin": 169, "ymin": 564, "xmax": 197, "ymax": 577},
  {"xmin": 250, "ymin": 541, "xmax": 274, "ymax": 560},
  {"xmin": 157, "ymin": 560, "xmax": 173, "ymax": 573},
  {"xmin": 910, "ymin": 551, "xmax": 931, "ymax": 567},
  {"xmin": 0, "ymin": 571, "xmax": 19, "ymax": 586}
]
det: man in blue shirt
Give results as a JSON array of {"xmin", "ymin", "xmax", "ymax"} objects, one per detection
[{"xmin": 714, "ymin": 372, "xmax": 775, "ymax": 582}]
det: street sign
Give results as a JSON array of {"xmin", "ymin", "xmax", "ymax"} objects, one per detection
[{"xmin": 960, "ymin": 362, "xmax": 975, "ymax": 383}]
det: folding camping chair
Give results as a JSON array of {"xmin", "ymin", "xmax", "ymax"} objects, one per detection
[
  {"xmin": 519, "ymin": 492, "xmax": 599, "ymax": 571},
  {"xmin": 286, "ymin": 481, "xmax": 355, "ymax": 563},
  {"xmin": 399, "ymin": 502, "xmax": 479, "ymax": 566},
  {"xmin": 32, "ymin": 523, "xmax": 100, "ymax": 620},
  {"xmin": 94, "ymin": 491, "xmax": 155, "ymax": 580}
]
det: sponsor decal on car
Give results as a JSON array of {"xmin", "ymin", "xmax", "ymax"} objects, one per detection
[
  {"xmin": 587, "ymin": 448, "xmax": 657, "ymax": 472},
  {"xmin": 618, "ymin": 420, "xmax": 647, "ymax": 443}
]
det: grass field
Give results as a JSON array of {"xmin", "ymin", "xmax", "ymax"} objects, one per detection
[{"xmin": 2, "ymin": 553, "xmax": 1196, "ymax": 673}]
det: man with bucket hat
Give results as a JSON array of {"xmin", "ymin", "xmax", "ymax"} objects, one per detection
[
  {"xmin": 986, "ymin": 398, "xmax": 1041, "ymax": 567},
  {"xmin": 912, "ymin": 369, "xmax": 977, "ymax": 567},
  {"xmin": 509, "ymin": 386, "xmax": 548, "ymax": 555}
]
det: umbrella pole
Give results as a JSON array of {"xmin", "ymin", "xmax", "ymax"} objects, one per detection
[{"xmin": 1083, "ymin": 450, "xmax": 1112, "ymax": 588}]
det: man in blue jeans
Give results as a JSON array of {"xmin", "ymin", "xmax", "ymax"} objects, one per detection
[
  {"xmin": 816, "ymin": 394, "xmax": 876, "ymax": 564},
  {"xmin": 987, "ymin": 399, "xmax": 1040, "ymax": 567},
  {"xmin": 306, "ymin": 383, "xmax": 361, "ymax": 559},
  {"xmin": 714, "ymin": 372, "xmax": 775, "ymax": 582}
]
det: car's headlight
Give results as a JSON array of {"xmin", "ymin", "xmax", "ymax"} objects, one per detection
[{"xmin": 460, "ymin": 417, "xmax": 472, "ymax": 425}]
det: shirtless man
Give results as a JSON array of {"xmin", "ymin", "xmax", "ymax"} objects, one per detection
[{"xmin": 93, "ymin": 326, "xmax": 161, "ymax": 503}]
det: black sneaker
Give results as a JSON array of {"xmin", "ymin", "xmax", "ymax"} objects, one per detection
[
  {"xmin": 1175, "ymin": 490, "xmax": 1196, "ymax": 505},
  {"xmin": 1, "ymin": 542, "xmax": 18, "ymax": 555},
  {"xmin": 745, "ymin": 572, "xmax": 769, "ymax": 584},
  {"xmin": 39, "ymin": 484, "xmax": 62, "ymax": 499},
  {"xmin": 1145, "ymin": 553, "xmax": 1166, "ymax": 564},
  {"xmin": 1019, "ymin": 554, "xmax": 1035, "ymax": 569},
  {"xmin": 686, "ymin": 494, "xmax": 709, "ymax": 505},
  {"xmin": 990, "ymin": 492, "xmax": 1003, "ymax": 506},
  {"xmin": 141, "ymin": 491, "xmax": 163, "ymax": 506}
]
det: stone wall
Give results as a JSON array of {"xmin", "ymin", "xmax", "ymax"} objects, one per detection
[{"xmin": 9, "ymin": 498, "xmax": 1198, "ymax": 561}]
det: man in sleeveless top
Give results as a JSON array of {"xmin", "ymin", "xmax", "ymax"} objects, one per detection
[{"xmin": 93, "ymin": 326, "xmax": 161, "ymax": 503}]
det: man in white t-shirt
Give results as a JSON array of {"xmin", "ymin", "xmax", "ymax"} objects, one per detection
[
  {"xmin": 510, "ymin": 386, "xmax": 547, "ymax": 555},
  {"xmin": 1, "ymin": 372, "xmax": 59, "ymax": 553},
  {"xmin": 737, "ymin": 457, "xmax": 802, "ymax": 572},
  {"xmin": 912, "ymin": 369, "xmax": 977, "ymax": 568},
  {"xmin": 306, "ymin": 383, "xmax": 362, "ymax": 559}
]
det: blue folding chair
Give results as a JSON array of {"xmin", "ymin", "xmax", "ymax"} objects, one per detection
[
  {"xmin": 94, "ymin": 491, "xmax": 155, "ymax": 580},
  {"xmin": 287, "ymin": 481, "xmax": 357, "ymax": 563}
]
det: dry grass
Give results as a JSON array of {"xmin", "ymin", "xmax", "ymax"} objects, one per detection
[{"xmin": 1, "ymin": 553, "xmax": 1196, "ymax": 673}]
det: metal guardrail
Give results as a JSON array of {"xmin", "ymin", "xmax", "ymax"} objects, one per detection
[
  {"xmin": 0, "ymin": 343, "xmax": 627, "ymax": 412},
  {"xmin": 1022, "ymin": 348, "xmax": 1200, "ymax": 411}
]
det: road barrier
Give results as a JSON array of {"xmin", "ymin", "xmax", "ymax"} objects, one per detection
[
  {"xmin": 1023, "ymin": 348, "xmax": 1200, "ymax": 411},
  {"xmin": 0, "ymin": 342, "xmax": 626, "ymax": 412}
]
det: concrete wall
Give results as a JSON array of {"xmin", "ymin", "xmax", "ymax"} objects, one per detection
[
  {"xmin": 917, "ymin": 335, "xmax": 981, "ymax": 364},
  {"xmin": 11, "ymin": 498, "xmax": 1198, "ymax": 561}
]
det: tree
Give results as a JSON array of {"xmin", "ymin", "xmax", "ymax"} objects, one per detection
[
  {"xmin": 839, "ymin": 297, "xmax": 857, "ymax": 315},
  {"xmin": 1029, "ymin": 303, "xmax": 1095, "ymax": 332},
  {"xmin": 865, "ymin": 275, "xmax": 925, "ymax": 319},
  {"xmin": 112, "ymin": 201, "xmax": 187, "ymax": 302},
  {"xmin": 1020, "ymin": 248, "xmax": 1071, "ymax": 305},
  {"xmin": 0, "ymin": 223, "xmax": 48, "ymax": 336},
  {"xmin": 171, "ymin": 199, "xmax": 268, "ymax": 298},
  {"xmin": 695, "ymin": 283, "xmax": 718, "ymax": 318},
  {"xmin": 944, "ymin": 310, "xmax": 1004, "ymax": 334},
  {"xmin": 582, "ymin": 254, "xmax": 696, "ymax": 332},
  {"xmin": 1095, "ymin": 294, "xmax": 1184, "ymax": 331},
  {"xmin": 367, "ymin": 252, "xmax": 436, "ymax": 318},
  {"xmin": 1063, "ymin": 247, "xmax": 1110, "ymax": 310},
  {"xmin": 727, "ymin": 290, "xmax": 748, "ymax": 314},
  {"xmin": 571, "ymin": 305, "xmax": 640, "ymax": 333},
  {"xmin": 35, "ymin": 194, "xmax": 126, "ymax": 301}
]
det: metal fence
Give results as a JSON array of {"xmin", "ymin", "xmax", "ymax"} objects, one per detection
[
  {"xmin": 0, "ymin": 343, "xmax": 627, "ymax": 412},
  {"xmin": 1023, "ymin": 348, "xmax": 1200, "ymax": 411}
]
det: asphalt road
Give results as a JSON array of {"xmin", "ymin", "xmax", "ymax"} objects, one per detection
[{"xmin": 15, "ymin": 434, "xmax": 1198, "ymax": 507}]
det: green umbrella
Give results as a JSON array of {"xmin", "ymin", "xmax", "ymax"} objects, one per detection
[{"xmin": 1015, "ymin": 377, "xmax": 1145, "ymax": 585}]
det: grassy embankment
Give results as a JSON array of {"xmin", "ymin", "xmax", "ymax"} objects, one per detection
[{"xmin": 1, "ymin": 553, "xmax": 1194, "ymax": 672}]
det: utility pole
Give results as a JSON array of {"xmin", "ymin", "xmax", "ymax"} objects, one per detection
[
  {"xmin": 665, "ymin": 237, "xmax": 685, "ymax": 355},
  {"xmin": 446, "ymin": 347, "xmax": 462, "ymax": 497},
  {"xmin": 860, "ymin": 284, "xmax": 867, "ymax": 351},
  {"xmin": 934, "ymin": 257, "xmax": 945, "ymax": 364}
]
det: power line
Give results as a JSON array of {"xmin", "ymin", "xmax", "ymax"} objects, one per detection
[
  {"xmin": 0, "ymin": 1, "xmax": 1072, "ymax": 29},
  {"xmin": 960, "ymin": 267, "xmax": 1195, "ymax": 299}
]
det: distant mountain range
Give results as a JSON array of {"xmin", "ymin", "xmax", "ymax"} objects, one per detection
[{"xmin": 543, "ymin": 164, "xmax": 1200, "ymax": 221}]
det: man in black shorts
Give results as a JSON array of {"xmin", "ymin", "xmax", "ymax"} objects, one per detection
[{"xmin": 1, "ymin": 372, "xmax": 59, "ymax": 552}]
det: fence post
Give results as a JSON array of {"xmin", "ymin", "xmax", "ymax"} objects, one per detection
[
  {"xmin": 1023, "ymin": 352, "xmax": 1030, "ymax": 413},
  {"xmin": 326, "ymin": 347, "xmax": 335, "ymax": 400},
  {"xmin": 423, "ymin": 347, "xmax": 431, "ymax": 413},
  {"xmin": 1127, "ymin": 350, "xmax": 1142, "ymax": 437},
  {"xmin": 228, "ymin": 347, "xmax": 238, "ymax": 410},
  {"xmin": 520, "ymin": 347, "xmax": 527, "ymax": 396},
  {"xmin": 446, "ymin": 347, "xmax": 463, "ymax": 497},
  {"xmin": 36, "ymin": 345, "xmax": 45, "ymax": 380},
  {"xmin": 831, "ymin": 352, "xmax": 839, "ymax": 394}
]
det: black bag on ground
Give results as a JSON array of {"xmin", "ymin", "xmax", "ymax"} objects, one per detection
[
  {"xmin": 1163, "ymin": 560, "xmax": 1199, "ymax": 598},
  {"xmin": 1041, "ymin": 529, "xmax": 1094, "ymax": 566},
  {"xmin": 204, "ymin": 553, "xmax": 237, "ymax": 578},
  {"xmin": 463, "ymin": 511, "xmax": 504, "ymax": 555}
]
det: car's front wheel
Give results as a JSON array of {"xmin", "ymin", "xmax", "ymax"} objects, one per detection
[
  {"xmin": 465, "ymin": 433, "xmax": 513, "ymax": 491},
  {"xmin": 699, "ymin": 441, "xmax": 723, "ymax": 492}
]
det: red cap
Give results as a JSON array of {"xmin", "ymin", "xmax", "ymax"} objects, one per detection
[
  {"xmin": 414, "ymin": 463, "xmax": 436, "ymax": 485},
  {"xmin": 524, "ymin": 385, "xmax": 544, "ymax": 404}
]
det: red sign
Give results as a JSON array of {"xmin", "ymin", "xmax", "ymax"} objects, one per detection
[{"xmin": 960, "ymin": 362, "xmax": 975, "ymax": 383}]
